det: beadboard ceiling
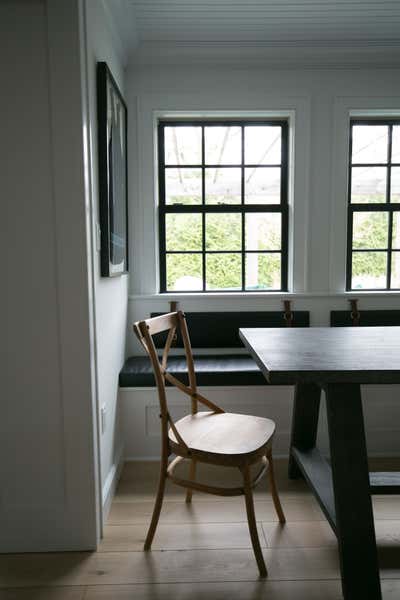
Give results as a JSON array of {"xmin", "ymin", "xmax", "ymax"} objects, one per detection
[
  {"xmin": 129, "ymin": 0, "xmax": 400, "ymax": 44},
  {"xmin": 110, "ymin": 0, "xmax": 400, "ymax": 66}
]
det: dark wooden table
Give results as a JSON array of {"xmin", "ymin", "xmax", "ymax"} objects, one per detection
[{"xmin": 239, "ymin": 326, "xmax": 400, "ymax": 600}]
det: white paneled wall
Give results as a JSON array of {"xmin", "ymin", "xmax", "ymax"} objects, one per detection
[
  {"xmin": 120, "ymin": 384, "xmax": 400, "ymax": 460},
  {"xmin": 83, "ymin": 0, "xmax": 129, "ymax": 523},
  {"xmin": 121, "ymin": 64, "xmax": 400, "ymax": 460},
  {"xmin": 1, "ymin": 0, "xmax": 99, "ymax": 552}
]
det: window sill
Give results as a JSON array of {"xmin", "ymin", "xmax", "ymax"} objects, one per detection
[{"xmin": 129, "ymin": 290, "xmax": 400, "ymax": 301}]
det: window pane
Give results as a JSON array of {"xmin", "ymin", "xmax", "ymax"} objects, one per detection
[
  {"xmin": 164, "ymin": 126, "xmax": 201, "ymax": 165},
  {"xmin": 204, "ymin": 126, "xmax": 241, "ymax": 165},
  {"xmin": 352, "ymin": 125, "xmax": 388, "ymax": 164},
  {"xmin": 166, "ymin": 214, "xmax": 202, "ymax": 251},
  {"xmin": 160, "ymin": 120, "xmax": 288, "ymax": 293},
  {"xmin": 165, "ymin": 168, "xmax": 202, "ymax": 205},
  {"xmin": 245, "ymin": 253, "xmax": 281, "ymax": 290},
  {"xmin": 245, "ymin": 213, "xmax": 281, "ymax": 250},
  {"xmin": 205, "ymin": 168, "xmax": 241, "ymax": 204},
  {"xmin": 352, "ymin": 251, "xmax": 387, "ymax": 289},
  {"xmin": 245, "ymin": 167, "xmax": 281, "ymax": 204},
  {"xmin": 391, "ymin": 251, "xmax": 400, "ymax": 288},
  {"xmin": 352, "ymin": 212, "xmax": 388, "ymax": 249},
  {"xmin": 205, "ymin": 213, "xmax": 241, "ymax": 251},
  {"xmin": 391, "ymin": 167, "xmax": 400, "ymax": 203},
  {"xmin": 245, "ymin": 126, "xmax": 281, "ymax": 165},
  {"xmin": 351, "ymin": 167, "xmax": 387, "ymax": 203},
  {"xmin": 166, "ymin": 254, "xmax": 202, "ymax": 291},
  {"xmin": 393, "ymin": 212, "xmax": 400, "ymax": 249},
  {"xmin": 206, "ymin": 253, "xmax": 241, "ymax": 290},
  {"xmin": 392, "ymin": 126, "xmax": 400, "ymax": 162}
]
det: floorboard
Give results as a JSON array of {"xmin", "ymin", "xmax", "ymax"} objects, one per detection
[{"xmin": 1, "ymin": 458, "xmax": 400, "ymax": 599}]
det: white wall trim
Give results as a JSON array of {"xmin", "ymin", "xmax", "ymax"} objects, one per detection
[
  {"xmin": 45, "ymin": 0, "xmax": 99, "ymax": 549},
  {"xmin": 80, "ymin": 0, "xmax": 103, "ymax": 538},
  {"xmin": 330, "ymin": 96, "xmax": 400, "ymax": 292},
  {"xmin": 129, "ymin": 291, "xmax": 400, "ymax": 301},
  {"xmin": 102, "ymin": 444, "xmax": 124, "ymax": 523},
  {"xmin": 129, "ymin": 91, "xmax": 311, "ymax": 296}
]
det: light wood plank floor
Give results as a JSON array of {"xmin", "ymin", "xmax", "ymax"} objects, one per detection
[{"xmin": 1, "ymin": 459, "xmax": 400, "ymax": 599}]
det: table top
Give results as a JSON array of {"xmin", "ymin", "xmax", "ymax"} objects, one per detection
[{"xmin": 239, "ymin": 326, "xmax": 400, "ymax": 385}]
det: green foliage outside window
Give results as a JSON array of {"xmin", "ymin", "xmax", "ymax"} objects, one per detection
[{"xmin": 165, "ymin": 212, "xmax": 281, "ymax": 290}]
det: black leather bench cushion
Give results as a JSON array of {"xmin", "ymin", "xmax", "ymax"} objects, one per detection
[
  {"xmin": 119, "ymin": 354, "xmax": 268, "ymax": 387},
  {"xmin": 151, "ymin": 310, "xmax": 310, "ymax": 348},
  {"xmin": 331, "ymin": 310, "xmax": 400, "ymax": 327}
]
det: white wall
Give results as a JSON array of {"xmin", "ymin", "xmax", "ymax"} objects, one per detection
[
  {"xmin": 82, "ymin": 0, "xmax": 129, "ymax": 520},
  {"xmin": 1, "ymin": 0, "xmax": 99, "ymax": 551},
  {"xmin": 126, "ymin": 64, "xmax": 400, "ymax": 340},
  {"xmin": 127, "ymin": 64, "xmax": 400, "ymax": 300},
  {"xmin": 120, "ymin": 384, "xmax": 400, "ymax": 460},
  {"xmin": 122, "ymin": 63, "xmax": 400, "ymax": 459}
]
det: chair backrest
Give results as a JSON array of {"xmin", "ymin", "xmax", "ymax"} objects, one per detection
[
  {"xmin": 133, "ymin": 311, "xmax": 223, "ymax": 454},
  {"xmin": 133, "ymin": 309, "xmax": 195, "ymax": 410}
]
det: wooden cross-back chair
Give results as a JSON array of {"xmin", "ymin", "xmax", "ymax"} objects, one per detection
[{"xmin": 133, "ymin": 310, "xmax": 285, "ymax": 577}]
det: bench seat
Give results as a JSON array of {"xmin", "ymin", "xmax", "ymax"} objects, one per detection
[
  {"xmin": 119, "ymin": 354, "xmax": 268, "ymax": 387},
  {"xmin": 122, "ymin": 309, "xmax": 310, "ymax": 388}
]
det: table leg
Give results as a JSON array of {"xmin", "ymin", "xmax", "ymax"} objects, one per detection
[
  {"xmin": 325, "ymin": 383, "xmax": 381, "ymax": 600},
  {"xmin": 288, "ymin": 383, "xmax": 321, "ymax": 478}
]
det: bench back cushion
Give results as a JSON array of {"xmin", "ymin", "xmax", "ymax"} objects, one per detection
[
  {"xmin": 151, "ymin": 310, "xmax": 310, "ymax": 348},
  {"xmin": 330, "ymin": 310, "xmax": 400, "ymax": 327}
]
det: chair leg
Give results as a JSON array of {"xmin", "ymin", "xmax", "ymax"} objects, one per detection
[
  {"xmin": 185, "ymin": 458, "xmax": 197, "ymax": 503},
  {"xmin": 266, "ymin": 447, "xmax": 286, "ymax": 524},
  {"xmin": 241, "ymin": 464, "xmax": 268, "ymax": 578},
  {"xmin": 144, "ymin": 453, "xmax": 168, "ymax": 551}
]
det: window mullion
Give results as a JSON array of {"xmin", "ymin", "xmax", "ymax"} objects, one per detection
[
  {"xmin": 281, "ymin": 123, "xmax": 289, "ymax": 289},
  {"xmin": 346, "ymin": 205, "xmax": 354, "ymax": 290},
  {"xmin": 387, "ymin": 124, "xmax": 393, "ymax": 288},
  {"xmin": 201, "ymin": 125, "xmax": 206, "ymax": 292},
  {"xmin": 241, "ymin": 124, "xmax": 245, "ymax": 291},
  {"xmin": 158, "ymin": 123, "xmax": 167, "ymax": 292}
]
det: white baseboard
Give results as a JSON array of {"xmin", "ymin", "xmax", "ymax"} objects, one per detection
[{"xmin": 102, "ymin": 444, "xmax": 124, "ymax": 523}]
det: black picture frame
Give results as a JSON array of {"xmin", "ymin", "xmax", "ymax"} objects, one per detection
[{"xmin": 97, "ymin": 61, "xmax": 128, "ymax": 277}]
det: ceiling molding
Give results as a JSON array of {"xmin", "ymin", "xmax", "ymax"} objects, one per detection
[
  {"xmin": 129, "ymin": 41, "xmax": 400, "ymax": 68},
  {"xmin": 135, "ymin": 39, "xmax": 400, "ymax": 48}
]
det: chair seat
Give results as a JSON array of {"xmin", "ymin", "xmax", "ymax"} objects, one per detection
[{"xmin": 169, "ymin": 411, "xmax": 275, "ymax": 465}]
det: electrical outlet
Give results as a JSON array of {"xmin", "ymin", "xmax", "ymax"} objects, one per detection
[
  {"xmin": 96, "ymin": 222, "xmax": 101, "ymax": 252},
  {"xmin": 100, "ymin": 405, "xmax": 106, "ymax": 434}
]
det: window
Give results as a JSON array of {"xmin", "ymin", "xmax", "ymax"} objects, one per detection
[
  {"xmin": 158, "ymin": 120, "xmax": 289, "ymax": 292},
  {"xmin": 347, "ymin": 120, "xmax": 400, "ymax": 290}
]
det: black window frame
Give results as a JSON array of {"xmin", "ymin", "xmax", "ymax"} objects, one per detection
[
  {"xmin": 346, "ymin": 118, "xmax": 400, "ymax": 291},
  {"xmin": 158, "ymin": 119, "xmax": 289, "ymax": 293}
]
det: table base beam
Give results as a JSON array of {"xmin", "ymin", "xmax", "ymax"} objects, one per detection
[{"xmin": 291, "ymin": 447, "xmax": 337, "ymax": 533}]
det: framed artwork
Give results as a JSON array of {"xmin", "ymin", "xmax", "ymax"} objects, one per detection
[{"xmin": 97, "ymin": 61, "xmax": 128, "ymax": 277}]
